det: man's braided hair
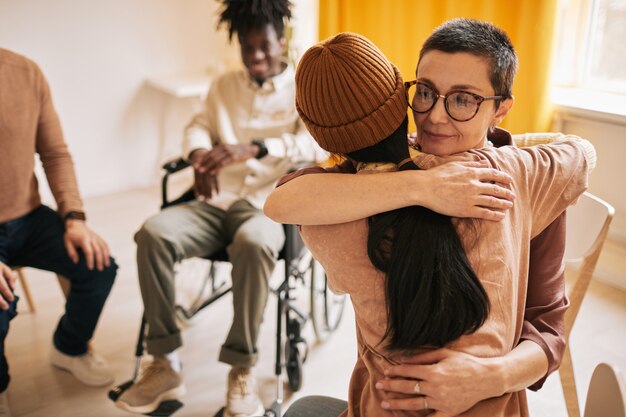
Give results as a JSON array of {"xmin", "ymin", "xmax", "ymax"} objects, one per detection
[{"xmin": 217, "ymin": 0, "xmax": 293, "ymax": 41}]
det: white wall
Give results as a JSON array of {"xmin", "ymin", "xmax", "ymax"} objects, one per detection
[
  {"xmin": 554, "ymin": 110, "xmax": 626, "ymax": 289},
  {"xmin": 0, "ymin": 1, "xmax": 315, "ymax": 201}
]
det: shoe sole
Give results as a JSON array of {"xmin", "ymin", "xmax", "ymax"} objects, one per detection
[
  {"xmin": 115, "ymin": 384, "xmax": 186, "ymax": 414},
  {"xmin": 223, "ymin": 403, "xmax": 266, "ymax": 417},
  {"xmin": 50, "ymin": 361, "xmax": 114, "ymax": 387}
]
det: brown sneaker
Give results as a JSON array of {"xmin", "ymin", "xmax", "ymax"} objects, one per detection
[
  {"xmin": 224, "ymin": 367, "xmax": 265, "ymax": 417},
  {"xmin": 116, "ymin": 357, "xmax": 185, "ymax": 414}
]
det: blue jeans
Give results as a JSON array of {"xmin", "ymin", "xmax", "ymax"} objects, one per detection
[
  {"xmin": 0, "ymin": 205, "xmax": 117, "ymax": 392},
  {"xmin": 284, "ymin": 396, "xmax": 348, "ymax": 417}
]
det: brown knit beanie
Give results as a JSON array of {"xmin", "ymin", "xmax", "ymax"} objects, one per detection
[{"xmin": 295, "ymin": 32, "xmax": 407, "ymax": 154}]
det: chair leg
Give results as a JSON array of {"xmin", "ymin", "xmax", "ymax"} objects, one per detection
[
  {"xmin": 560, "ymin": 343, "xmax": 582, "ymax": 417},
  {"xmin": 15, "ymin": 268, "xmax": 37, "ymax": 313}
]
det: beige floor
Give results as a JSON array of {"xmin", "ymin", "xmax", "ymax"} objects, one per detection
[{"xmin": 5, "ymin": 186, "xmax": 626, "ymax": 417}]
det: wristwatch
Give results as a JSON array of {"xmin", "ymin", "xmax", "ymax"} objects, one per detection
[
  {"xmin": 64, "ymin": 210, "xmax": 87, "ymax": 222},
  {"xmin": 251, "ymin": 139, "xmax": 268, "ymax": 159}
]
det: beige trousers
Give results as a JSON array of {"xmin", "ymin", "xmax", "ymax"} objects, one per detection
[{"xmin": 134, "ymin": 199, "xmax": 284, "ymax": 367}]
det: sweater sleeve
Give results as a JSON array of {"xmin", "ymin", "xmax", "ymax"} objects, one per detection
[
  {"xmin": 35, "ymin": 65, "xmax": 84, "ymax": 216},
  {"xmin": 511, "ymin": 135, "xmax": 595, "ymax": 237},
  {"xmin": 522, "ymin": 212, "xmax": 568, "ymax": 391}
]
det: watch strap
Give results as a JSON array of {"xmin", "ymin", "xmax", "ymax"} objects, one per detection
[
  {"xmin": 251, "ymin": 139, "xmax": 268, "ymax": 159},
  {"xmin": 64, "ymin": 210, "xmax": 87, "ymax": 222}
]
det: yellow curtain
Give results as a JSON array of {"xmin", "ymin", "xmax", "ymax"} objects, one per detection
[{"xmin": 318, "ymin": 0, "xmax": 558, "ymax": 133}]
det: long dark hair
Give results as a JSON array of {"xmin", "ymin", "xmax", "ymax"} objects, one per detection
[{"xmin": 346, "ymin": 117, "xmax": 489, "ymax": 351}]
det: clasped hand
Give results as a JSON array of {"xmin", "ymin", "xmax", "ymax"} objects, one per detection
[
  {"xmin": 190, "ymin": 144, "xmax": 258, "ymax": 200},
  {"xmin": 377, "ymin": 348, "xmax": 503, "ymax": 416}
]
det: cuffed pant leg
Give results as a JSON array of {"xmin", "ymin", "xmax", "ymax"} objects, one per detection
[
  {"xmin": 284, "ymin": 396, "xmax": 348, "ymax": 417},
  {"xmin": 135, "ymin": 200, "xmax": 226, "ymax": 355},
  {"xmin": 219, "ymin": 200, "xmax": 284, "ymax": 367}
]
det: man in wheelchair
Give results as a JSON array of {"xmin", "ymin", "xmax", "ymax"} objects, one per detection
[{"xmin": 115, "ymin": 1, "xmax": 326, "ymax": 416}]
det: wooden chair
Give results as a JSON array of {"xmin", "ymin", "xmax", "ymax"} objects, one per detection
[
  {"xmin": 584, "ymin": 363, "xmax": 626, "ymax": 417},
  {"xmin": 14, "ymin": 268, "xmax": 70, "ymax": 313},
  {"xmin": 560, "ymin": 192, "xmax": 615, "ymax": 417}
]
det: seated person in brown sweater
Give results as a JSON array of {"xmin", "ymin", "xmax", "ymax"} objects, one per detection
[
  {"xmin": 0, "ymin": 48, "xmax": 117, "ymax": 415},
  {"xmin": 267, "ymin": 23, "xmax": 591, "ymax": 417}
]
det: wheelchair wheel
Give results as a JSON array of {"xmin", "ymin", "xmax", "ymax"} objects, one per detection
[
  {"xmin": 285, "ymin": 341, "xmax": 303, "ymax": 392},
  {"xmin": 309, "ymin": 258, "xmax": 346, "ymax": 342}
]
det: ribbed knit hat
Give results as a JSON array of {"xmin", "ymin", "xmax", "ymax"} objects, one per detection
[{"xmin": 295, "ymin": 32, "xmax": 407, "ymax": 154}]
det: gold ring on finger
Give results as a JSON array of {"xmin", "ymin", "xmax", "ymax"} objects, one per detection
[{"xmin": 413, "ymin": 382, "xmax": 421, "ymax": 394}]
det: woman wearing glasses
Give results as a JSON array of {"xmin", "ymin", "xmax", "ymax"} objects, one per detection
[{"xmin": 268, "ymin": 21, "xmax": 593, "ymax": 417}]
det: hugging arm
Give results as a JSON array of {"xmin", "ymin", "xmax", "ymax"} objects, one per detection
[
  {"xmin": 379, "ymin": 341, "xmax": 548, "ymax": 416},
  {"xmin": 264, "ymin": 160, "xmax": 516, "ymax": 225}
]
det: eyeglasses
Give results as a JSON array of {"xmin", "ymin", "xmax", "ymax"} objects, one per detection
[{"xmin": 404, "ymin": 80, "xmax": 508, "ymax": 122}]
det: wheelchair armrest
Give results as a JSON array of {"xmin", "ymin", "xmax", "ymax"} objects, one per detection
[
  {"xmin": 162, "ymin": 157, "xmax": 190, "ymax": 174},
  {"xmin": 161, "ymin": 159, "xmax": 315, "ymax": 209},
  {"xmin": 161, "ymin": 157, "xmax": 193, "ymax": 208}
]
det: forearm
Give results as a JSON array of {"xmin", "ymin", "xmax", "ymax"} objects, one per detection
[
  {"xmin": 490, "ymin": 340, "xmax": 549, "ymax": 395},
  {"xmin": 264, "ymin": 171, "xmax": 420, "ymax": 225}
]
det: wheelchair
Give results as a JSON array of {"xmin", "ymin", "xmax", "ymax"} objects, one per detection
[{"xmin": 109, "ymin": 157, "xmax": 346, "ymax": 417}]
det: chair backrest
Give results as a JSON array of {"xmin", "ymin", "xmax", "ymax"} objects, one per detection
[
  {"xmin": 584, "ymin": 363, "xmax": 626, "ymax": 417},
  {"xmin": 565, "ymin": 192, "xmax": 615, "ymax": 262},
  {"xmin": 563, "ymin": 192, "xmax": 615, "ymax": 333}
]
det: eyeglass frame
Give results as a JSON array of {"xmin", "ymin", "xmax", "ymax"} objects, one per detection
[{"xmin": 404, "ymin": 80, "xmax": 509, "ymax": 122}]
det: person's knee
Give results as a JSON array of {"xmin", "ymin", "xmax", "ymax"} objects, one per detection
[
  {"xmin": 134, "ymin": 215, "xmax": 172, "ymax": 248},
  {"xmin": 230, "ymin": 225, "xmax": 283, "ymax": 260},
  {"xmin": 72, "ymin": 257, "xmax": 117, "ymax": 293}
]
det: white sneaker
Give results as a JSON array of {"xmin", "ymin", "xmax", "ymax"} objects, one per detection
[
  {"xmin": 50, "ymin": 347, "xmax": 114, "ymax": 387},
  {"xmin": 224, "ymin": 367, "xmax": 265, "ymax": 417},
  {"xmin": 0, "ymin": 391, "xmax": 12, "ymax": 417}
]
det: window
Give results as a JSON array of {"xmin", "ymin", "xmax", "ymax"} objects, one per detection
[
  {"xmin": 553, "ymin": 0, "xmax": 626, "ymax": 93},
  {"xmin": 552, "ymin": 0, "xmax": 626, "ymax": 117}
]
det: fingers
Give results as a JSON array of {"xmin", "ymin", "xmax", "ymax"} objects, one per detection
[
  {"xmin": 381, "ymin": 395, "xmax": 431, "ymax": 412},
  {"xmin": 385, "ymin": 363, "xmax": 432, "ymax": 380},
  {"xmin": 475, "ymin": 194, "xmax": 514, "ymax": 211},
  {"xmin": 478, "ymin": 167, "xmax": 513, "ymax": 185},
  {"xmin": 64, "ymin": 235, "xmax": 80, "ymax": 264},
  {"xmin": 477, "ymin": 177, "xmax": 515, "ymax": 204},
  {"xmin": 82, "ymin": 239, "xmax": 95, "ymax": 270},
  {"xmin": 376, "ymin": 378, "xmax": 430, "ymax": 396},
  {"xmin": 1, "ymin": 265, "xmax": 16, "ymax": 292},
  {"xmin": 0, "ymin": 264, "xmax": 15, "ymax": 310},
  {"xmin": 92, "ymin": 235, "xmax": 105, "ymax": 272},
  {"xmin": 99, "ymin": 236, "xmax": 111, "ymax": 268},
  {"xmin": 486, "ymin": 182, "xmax": 515, "ymax": 202},
  {"xmin": 197, "ymin": 147, "xmax": 229, "ymax": 174},
  {"xmin": 470, "ymin": 207, "xmax": 507, "ymax": 222},
  {"xmin": 194, "ymin": 170, "xmax": 220, "ymax": 200},
  {"xmin": 211, "ymin": 174, "xmax": 220, "ymax": 195},
  {"xmin": 194, "ymin": 170, "xmax": 211, "ymax": 199}
]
